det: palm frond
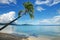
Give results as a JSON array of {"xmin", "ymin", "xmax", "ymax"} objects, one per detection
[
  {"xmin": 23, "ymin": 2, "xmax": 34, "ymax": 19},
  {"xmin": 18, "ymin": 10, "xmax": 23, "ymax": 17},
  {"xmin": 29, "ymin": 12, "xmax": 34, "ymax": 19}
]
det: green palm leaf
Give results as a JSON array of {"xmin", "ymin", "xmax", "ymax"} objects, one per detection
[
  {"xmin": 0, "ymin": 1, "xmax": 34, "ymax": 30},
  {"xmin": 18, "ymin": 10, "xmax": 23, "ymax": 17},
  {"xmin": 23, "ymin": 2, "xmax": 34, "ymax": 19},
  {"xmin": 29, "ymin": 12, "xmax": 34, "ymax": 19}
]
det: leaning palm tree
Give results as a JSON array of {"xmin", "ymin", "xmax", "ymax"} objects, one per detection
[{"xmin": 0, "ymin": 2, "xmax": 34, "ymax": 30}]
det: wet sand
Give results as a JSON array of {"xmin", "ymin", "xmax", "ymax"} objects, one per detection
[
  {"xmin": 0, "ymin": 33, "xmax": 60, "ymax": 40},
  {"xmin": 27, "ymin": 36, "xmax": 60, "ymax": 40},
  {"xmin": 0, "ymin": 33, "xmax": 28, "ymax": 40}
]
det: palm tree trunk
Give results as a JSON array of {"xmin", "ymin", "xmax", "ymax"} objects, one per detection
[
  {"xmin": 0, "ymin": 10, "xmax": 27, "ymax": 31},
  {"xmin": 0, "ymin": 16, "xmax": 21, "ymax": 31}
]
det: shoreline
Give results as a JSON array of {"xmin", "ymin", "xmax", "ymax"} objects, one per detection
[{"xmin": 0, "ymin": 32, "xmax": 28, "ymax": 40}]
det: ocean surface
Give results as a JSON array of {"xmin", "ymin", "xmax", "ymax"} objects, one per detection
[
  {"xmin": 0, "ymin": 25, "xmax": 60, "ymax": 40},
  {"xmin": 13, "ymin": 25, "xmax": 60, "ymax": 40},
  {"xmin": 13, "ymin": 25, "xmax": 60, "ymax": 37}
]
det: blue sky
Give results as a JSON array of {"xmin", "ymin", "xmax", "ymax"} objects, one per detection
[
  {"xmin": 0, "ymin": 0, "xmax": 60, "ymax": 38},
  {"xmin": 0, "ymin": 0, "xmax": 60, "ymax": 25}
]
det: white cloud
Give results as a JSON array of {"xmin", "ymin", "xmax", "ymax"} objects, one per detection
[
  {"xmin": 0, "ymin": 11, "xmax": 16, "ymax": 33},
  {"xmin": 36, "ymin": 6, "xmax": 45, "ymax": 12},
  {"xmin": 38, "ymin": 15, "xmax": 60, "ymax": 25},
  {"xmin": 35, "ymin": 0, "xmax": 60, "ymax": 6},
  {"xmin": 35, "ymin": 0, "xmax": 49, "ymax": 5},
  {"xmin": 25, "ymin": 15, "xmax": 60, "ymax": 25},
  {"xmin": 52, "ymin": 16, "xmax": 60, "ymax": 24},
  {"xmin": 49, "ymin": 0, "xmax": 60, "ymax": 6},
  {"xmin": 19, "ymin": 15, "xmax": 60, "ymax": 36},
  {"xmin": 35, "ymin": 0, "xmax": 60, "ymax": 11},
  {"xmin": 0, "ymin": 0, "xmax": 16, "ymax": 4},
  {"xmin": 0, "ymin": 11, "xmax": 15, "ymax": 23}
]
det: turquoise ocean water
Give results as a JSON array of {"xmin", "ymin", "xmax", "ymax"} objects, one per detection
[{"xmin": 13, "ymin": 25, "xmax": 60, "ymax": 37}]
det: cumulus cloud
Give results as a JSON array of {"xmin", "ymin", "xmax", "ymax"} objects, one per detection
[
  {"xmin": 0, "ymin": 11, "xmax": 15, "ymax": 23},
  {"xmin": 42, "ymin": 15, "xmax": 60, "ymax": 25},
  {"xmin": 35, "ymin": 0, "xmax": 60, "ymax": 6},
  {"xmin": 24, "ymin": 16, "xmax": 60, "ymax": 36},
  {"xmin": 35, "ymin": 0, "xmax": 49, "ymax": 5},
  {"xmin": 40, "ymin": 15, "xmax": 60, "ymax": 25},
  {"xmin": 26, "ymin": 15, "xmax": 60, "ymax": 25},
  {"xmin": 49, "ymin": 0, "xmax": 60, "ymax": 6},
  {"xmin": 0, "ymin": 0, "xmax": 16, "ymax": 4},
  {"xmin": 35, "ymin": 0, "xmax": 60, "ymax": 11},
  {"xmin": 0, "ymin": 11, "xmax": 16, "ymax": 33},
  {"xmin": 36, "ymin": 6, "xmax": 45, "ymax": 12}
]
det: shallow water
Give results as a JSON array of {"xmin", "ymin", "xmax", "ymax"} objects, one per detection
[
  {"xmin": 14, "ymin": 25, "xmax": 60, "ymax": 40},
  {"xmin": 0, "ymin": 25, "xmax": 60, "ymax": 40},
  {"xmin": 14, "ymin": 26, "xmax": 60, "ymax": 37}
]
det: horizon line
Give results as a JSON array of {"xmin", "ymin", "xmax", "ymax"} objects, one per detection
[{"xmin": 0, "ymin": 23, "xmax": 60, "ymax": 26}]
